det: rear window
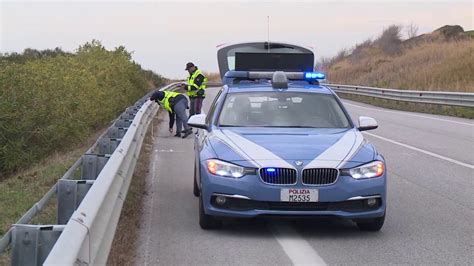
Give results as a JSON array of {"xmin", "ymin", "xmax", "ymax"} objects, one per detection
[{"xmin": 218, "ymin": 92, "xmax": 350, "ymax": 128}]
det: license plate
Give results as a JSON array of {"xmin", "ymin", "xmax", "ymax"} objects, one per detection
[{"xmin": 280, "ymin": 189, "xmax": 318, "ymax": 202}]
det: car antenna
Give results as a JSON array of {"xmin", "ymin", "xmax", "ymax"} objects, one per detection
[{"xmin": 267, "ymin": 16, "xmax": 271, "ymax": 53}]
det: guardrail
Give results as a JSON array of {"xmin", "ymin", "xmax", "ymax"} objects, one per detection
[
  {"xmin": 44, "ymin": 83, "xmax": 182, "ymax": 265},
  {"xmin": 323, "ymin": 83, "xmax": 474, "ymax": 107},
  {"xmin": 0, "ymin": 82, "xmax": 181, "ymax": 265},
  {"xmin": 195, "ymin": 81, "xmax": 474, "ymax": 107}
]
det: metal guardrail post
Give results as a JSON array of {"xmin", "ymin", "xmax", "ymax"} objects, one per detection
[
  {"xmin": 97, "ymin": 137, "xmax": 122, "ymax": 155},
  {"xmin": 107, "ymin": 126, "xmax": 127, "ymax": 139},
  {"xmin": 57, "ymin": 180, "xmax": 94, "ymax": 224},
  {"xmin": 114, "ymin": 118, "xmax": 133, "ymax": 128},
  {"xmin": 80, "ymin": 154, "xmax": 110, "ymax": 180},
  {"xmin": 11, "ymin": 225, "xmax": 65, "ymax": 266}
]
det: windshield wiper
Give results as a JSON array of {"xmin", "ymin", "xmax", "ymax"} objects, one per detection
[{"xmin": 219, "ymin": 124, "xmax": 248, "ymax": 127}]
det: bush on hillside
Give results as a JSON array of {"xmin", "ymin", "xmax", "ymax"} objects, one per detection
[
  {"xmin": 349, "ymin": 38, "xmax": 373, "ymax": 63},
  {"xmin": 376, "ymin": 25, "xmax": 403, "ymax": 55},
  {"xmin": 0, "ymin": 41, "xmax": 165, "ymax": 176},
  {"xmin": 0, "ymin": 47, "xmax": 73, "ymax": 65}
]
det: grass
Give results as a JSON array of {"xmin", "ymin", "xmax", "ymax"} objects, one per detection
[
  {"xmin": 0, "ymin": 127, "xmax": 107, "ymax": 264},
  {"xmin": 326, "ymin": 40, "xmax": 474, "ymax": 92},
  {"xmin": 0, "ymin": 155, "xmax": 77, "ymax": 264},
  {"xmin": 465, "ymin": 30, "xmax": 474, "ymax": 37},
  {"xmin": 0, "ymin": 150, "xmax": 82, "ymax": 235},
  {"xmin": 107, "ymin": 116, "xmax": 157, "ymax": 265}
]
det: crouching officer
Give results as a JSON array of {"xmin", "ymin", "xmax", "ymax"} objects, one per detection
[
  {"xmin": 183, "ymin": 62, "xmax": 207, "ymax": 117},
  {"xmin": 150, "ymin": 90, "xmax": 193, "ymax": 138}
]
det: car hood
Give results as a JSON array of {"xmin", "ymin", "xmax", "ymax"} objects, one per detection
[{"xmin": 208, "ymin": 128, "xmax": 376, "ymax": 169}]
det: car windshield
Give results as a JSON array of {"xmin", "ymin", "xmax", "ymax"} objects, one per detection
[{"xmin": 218, "ymin": 91, "xmax": 351, "ymax": 128}]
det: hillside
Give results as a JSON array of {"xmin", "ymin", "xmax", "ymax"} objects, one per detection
[{"xmin": 319, "ymin": 25, "xmax": 474, "ymax": 92}]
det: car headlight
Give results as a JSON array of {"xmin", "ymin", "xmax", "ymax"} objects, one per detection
[
  {"xmin": 349, "ymin": 161, "xmax": 384, "ymax": 179},
  {"xmin": 207, "ymin": 159, "xmax": 249, "ymax": 178}
]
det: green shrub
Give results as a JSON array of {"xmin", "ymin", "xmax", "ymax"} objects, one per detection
[{"xmin": 0, "ymin": 41, "xmax": 165, "ymax": 176}]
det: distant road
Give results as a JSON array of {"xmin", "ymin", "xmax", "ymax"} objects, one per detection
[{"xmin": 135, "ymin": 87, "xmax": 474, "ymax": 265}]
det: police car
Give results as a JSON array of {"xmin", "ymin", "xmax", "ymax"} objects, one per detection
[{"xmin": 188, "ymin": 42, "xmax": 386, "ymax": 231}]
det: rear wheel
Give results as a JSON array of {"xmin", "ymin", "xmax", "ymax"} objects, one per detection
[
  {"xmin": 199, "ymin": 194, "xmax": 222, "ymax": 230},
  {"xmin": 356, "ymin": 214, "xmax": 385, "ymax": 232}
]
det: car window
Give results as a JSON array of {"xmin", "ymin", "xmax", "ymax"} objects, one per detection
[
  {"xmin": 218, "ymin": 92, "xmax": 350, "ymax": 128},
  {"xmin": 206, "ymin": 88, "xmax": 223, "ymax": 125}
]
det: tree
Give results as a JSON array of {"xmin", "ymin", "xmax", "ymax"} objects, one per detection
[{"xmin": 406, "ymin": 23, "xmax": 419, "ymax": 39}]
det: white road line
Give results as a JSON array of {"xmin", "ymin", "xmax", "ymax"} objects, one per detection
[
  {"xmin": 343, "ymin": 101, "xmax": 474, "ymax": 126},
  {"xmin": 270, "ymin": 222, "xmax": 326, "ymax": 266},
  {"xmin": 364, "ymin": 132, "xmax": 474, "ymax": 169},
  {"xmin": 144, "ymin": 135, "xmax": 159, "ymax": 266}
]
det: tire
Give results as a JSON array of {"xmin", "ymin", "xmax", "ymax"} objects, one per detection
[
  {"xmin": 199, "ymin": 194, "xmax": 222, "ymax": 230},
  {"xmin": 193, "ymin": 176, "xmax": 200, "ymax": 197},
  {"xmin": 356, "ymin": 214, "xmax": 385, "ymax": 232},
  {"xmin": 193, "ymin": 161, "xmax": 200, "ymax": 197}
]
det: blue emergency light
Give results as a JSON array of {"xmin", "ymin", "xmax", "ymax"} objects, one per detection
[
  {"xmin": 304, "ymin": 72, "xmax": 325, "ymax": 80},
  {"xmin": 266, "ymin": 168, "xmax": 276, "ymax": 173}
]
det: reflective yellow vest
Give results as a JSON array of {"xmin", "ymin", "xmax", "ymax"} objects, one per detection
[
  {"xmin": 158, "ymin": 91, "xmax": 180, "ymax": 113},
  {"xmin": 186, "ymin": 69, "xmax": 207, "ymax": 98}
]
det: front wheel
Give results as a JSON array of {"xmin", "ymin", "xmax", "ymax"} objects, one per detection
[
  {"xmin": 199, "ymin": 194, "xmax": 222, "ymax": 230},
  {"xmin": 356, "ymin": 214, "xmax": 385, "ymax": 232},
  {"xmin": 193, "ymin": 162, "xmax": 200, "ymax": 197}
]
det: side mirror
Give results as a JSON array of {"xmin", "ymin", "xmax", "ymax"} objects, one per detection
[
  {"xmin": 358, "ymin": 116, "xmax": 378, "ymax": 131},
  {"xmin": 188, "ymin": 114, "xmax": 208, "ymax": 130}
]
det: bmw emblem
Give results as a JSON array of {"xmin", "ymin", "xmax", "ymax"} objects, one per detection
[{"xmin": 294, "ymin": 160, "xmax": 303, "ymax": 166}]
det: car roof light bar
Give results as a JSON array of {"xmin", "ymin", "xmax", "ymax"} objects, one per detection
[{"xmin": 225, "ymin": 71, "xmax": 325, "ymax": 81}]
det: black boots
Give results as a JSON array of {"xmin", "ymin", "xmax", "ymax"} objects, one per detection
[{"xmin": 182, "ymin": 128, "xmax": 193, "ymax": 138}]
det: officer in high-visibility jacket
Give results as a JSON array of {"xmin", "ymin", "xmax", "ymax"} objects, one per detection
[
  {"xmin": 149, "ymin": 90, "xmax": 193, "ymax": 138},
  {"xmin": 183, "ymin": 62, "xmax": 207, "ymax": 117}
]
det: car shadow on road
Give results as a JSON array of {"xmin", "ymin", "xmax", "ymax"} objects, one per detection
[
  {"xmin": 289, "ymin": 218, "xmax": 383, "ymax": 239},
  {"xmin": 203, "ymin": 218, "xmax": 272, "ymax": 239},
  {"xmin": 212, "ymin": 216, "xmax": 383, "ymax": 239}
]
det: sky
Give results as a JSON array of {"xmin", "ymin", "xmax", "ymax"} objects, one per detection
[{"xmin": 1, "ymin": 0, "xmax": 472, "ymax": 79}]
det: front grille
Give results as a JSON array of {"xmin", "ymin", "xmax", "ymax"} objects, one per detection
[
  {"xmin": 302, "ymin": 168, "xmax": 339, "ymax": 185},
  {"xmin": 259, "ymin": 168, "xmax": 297, "ymax": 185}
]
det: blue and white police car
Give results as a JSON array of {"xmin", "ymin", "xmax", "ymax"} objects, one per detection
[{"xmin": 188, "ymin": 42, "xmax": 386, "ymax": 231}]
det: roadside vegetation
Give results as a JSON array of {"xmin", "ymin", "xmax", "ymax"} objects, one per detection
[
  {"xmin": 0, "ymin": 41, "xmax": 166, "ymax": 263},
  {"xmin": 317, "ymin": 25, "xmax": 474, "ymax": 92},
  {"xmin": 0, "ymin": 40, "xmax": 166, "ymax": 178},
  {"xmin": 203, "ymin": 71, "xmax": 222, "ymax": 82},
  {"xmin": 0, "ymin": 131, "xmax": 102, "ymax": 265}
]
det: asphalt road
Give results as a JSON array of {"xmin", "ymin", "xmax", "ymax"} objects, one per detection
[{"xmin": 136, "ymin": 87, "xmax": 474, "ymax": 265}]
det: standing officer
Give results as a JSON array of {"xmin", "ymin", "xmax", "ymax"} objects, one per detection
[
  {"xmin": 183, "ymin": 62, "xmax": 207, "ymax": 117},
  {"xmin": 150, "ymin": 90, "xmax": 193, "ymax": 138}
]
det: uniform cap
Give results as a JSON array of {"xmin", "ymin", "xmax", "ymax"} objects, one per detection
[
  {"xmin": 150, "ymin": 91, "xmax": 164, "ymax": 101},
  {"xmin": 185, "ymin": 62, "xmax": 195, "ymax": 70}
]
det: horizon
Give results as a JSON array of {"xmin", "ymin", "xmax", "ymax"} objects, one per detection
[{"xmin": 1, "ymin": 0, "xmax": 472, "ymax": 79}]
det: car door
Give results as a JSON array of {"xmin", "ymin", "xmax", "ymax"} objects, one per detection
[{"xmin": 195, "ymin": 88, "xmax": 224, "ymax": 186}]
